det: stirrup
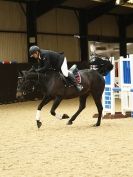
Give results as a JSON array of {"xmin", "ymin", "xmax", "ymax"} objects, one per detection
[{"xmin": 76, "ymin": 84, "xmax": 83, "ymax": 91}]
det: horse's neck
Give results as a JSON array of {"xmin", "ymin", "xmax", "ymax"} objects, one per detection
[
  {"xmin": 45, "ymin": 70, "xmax": 59, "ymax": 78},
  {"xmin": 26, "ymin": 72, "xmax": 39, "ymax": 79},
  {"xmin": 28, "ymin": 71, "xmax": 59, "ymax": 83}
]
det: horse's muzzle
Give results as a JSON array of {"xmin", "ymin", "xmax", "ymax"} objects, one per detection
[{"xmin": 16, "ymin": 91, "xmax": 24, "ymax": 100}]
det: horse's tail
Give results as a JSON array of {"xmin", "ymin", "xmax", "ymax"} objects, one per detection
[{"xmin": 97, "ymin": 60, "xmax": 113, "ymax": 76}]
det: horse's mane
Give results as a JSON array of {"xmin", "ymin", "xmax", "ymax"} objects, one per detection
[
  {"xmin": 24, "ymin": 72, "xmax": 40, "ymax": 80},
  {"xmin": 24, "ymin": 69, "xmax": 60, "ymax": 81}
]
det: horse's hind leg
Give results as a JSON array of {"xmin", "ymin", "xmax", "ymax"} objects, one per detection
[
  {"xmin": 67, "ymin": 95, "xmax": 87, "ymax": 125},
  {"xmin": 36, "ymin": 95, "xmax": 52, "ymax": 128},
  {"xmin": 92, "ymin": 93, "xmax": 103, "ymax": 126},
  {"xmin": 50, "ymin": 96, "xmax": 69, "ymax": 119}
]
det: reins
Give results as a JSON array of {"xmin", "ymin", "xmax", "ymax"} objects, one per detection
[{"xmin": 37, "ymin": 72, "xmax": 40, "ymax": 83}]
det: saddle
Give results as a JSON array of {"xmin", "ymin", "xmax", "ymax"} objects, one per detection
[{"xmin": 61, "ymin": 64, "xmax": 81, "ymax": 87}]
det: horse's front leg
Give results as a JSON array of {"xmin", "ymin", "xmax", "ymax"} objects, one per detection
[
  {"xmin": 67, "ymin": 95, "xmax": 87, "ymax": 125},
  {"xmin": 50, "ymin": 96, "xmax": 69, "ymax": 120},
  {"xmin": 36, "ymin": 95, "xmax": 52, "ymax": 128}
]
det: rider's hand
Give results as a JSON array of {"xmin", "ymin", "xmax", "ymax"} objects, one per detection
[
  {"xmin": 28, "ymin": 65, "xmax": 36, "ymax": 72},
  {"xmin": 35, "ymin": 69, "xmax": 39, "ymax": 72}
]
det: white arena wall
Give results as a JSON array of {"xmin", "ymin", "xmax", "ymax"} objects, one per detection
[
  {"xmin": 88, "ymin": 15, "xmax": 119, "ymax": 37},
  {"xmin": 0, "ymin": 1, "xmax": 132, "ymax": 63},
  {"xmin": 0, "ymin": 1, "xmax": 27, "ymax": 63}
]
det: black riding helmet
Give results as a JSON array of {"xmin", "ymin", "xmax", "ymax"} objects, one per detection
[{"xmin": 29, "ymin": 45, "xmax": 40, "ymax": 57}]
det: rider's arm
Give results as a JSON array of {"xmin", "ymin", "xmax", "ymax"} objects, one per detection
[{"xmin": 36, "ymin": 58, "xmax": 50, "ymax": 72}]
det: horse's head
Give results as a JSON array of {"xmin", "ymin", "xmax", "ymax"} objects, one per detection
[{"xmin": 16, "ymin": 71, "xmax": 39, "ymax": 100}]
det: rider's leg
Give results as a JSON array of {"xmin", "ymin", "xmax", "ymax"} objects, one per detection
[
  {"xmin": 61, "ymin": 57, "xmax": 69, "ymax": 77},
  {"xmin": 61, "ymin": 57, "xmax": 83, "ymax": 91},
  {"xmin": 68, "ymin": 71, "xmax": 83, "ymax": 91}
]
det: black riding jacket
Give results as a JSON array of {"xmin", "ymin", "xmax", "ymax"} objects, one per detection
[{"xmin": 36, "ymin": 49, "xmax": 64, "ymax": 72}]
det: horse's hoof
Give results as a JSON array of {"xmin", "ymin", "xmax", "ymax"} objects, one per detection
[
  {"xmin": 62, "ymin": 114, "xmax": 69, "ymax": 119},
  {"xmin": 93, "ymin": 123, "xmax": 100, "ymax": 127},
  {"xmin": 36, "ymin": 120, "xmax": 42, "ymax": 129},
  {"xmin": 67, "ymin": 121, "xmax": 73, "ymax": 125}
]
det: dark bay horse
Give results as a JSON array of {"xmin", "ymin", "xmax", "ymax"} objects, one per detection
[{"xmin": 17, "ymin": 69, "xmax": 106, "ymax": 129}]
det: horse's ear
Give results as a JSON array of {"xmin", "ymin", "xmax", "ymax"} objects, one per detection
[
  {"xmin": 18, "ymin": 71, "xmax": 23, "ymax": 78},
  {"xmin": 21, "ymin": 70, "xmax": 28, "ymax": 76},
  {"xmin": 18, "ymin": 70, "xmax": 28, "ymax": 78},
  {"xmin": 19, "ymin": 71, "xmax": 23, "ymax": 76}
]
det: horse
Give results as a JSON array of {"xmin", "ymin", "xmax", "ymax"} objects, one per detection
[{"xmin": 16, "ymin": 59, "xmax": 113, "ymax": 129}]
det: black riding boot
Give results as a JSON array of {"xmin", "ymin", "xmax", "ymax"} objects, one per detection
[{"xmin": 68, "ymin": 72, "xmax": 83, "ymax": 91}]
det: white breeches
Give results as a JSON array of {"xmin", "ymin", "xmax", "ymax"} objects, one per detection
[{"xmin": 61, "ymin": 57, "xmax": 69, "ymax": 77}]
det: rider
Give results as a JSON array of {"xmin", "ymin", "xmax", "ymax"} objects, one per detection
[{"xmin": 29, "ymin": 45, "xmax": 83, "ymax": 91}]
